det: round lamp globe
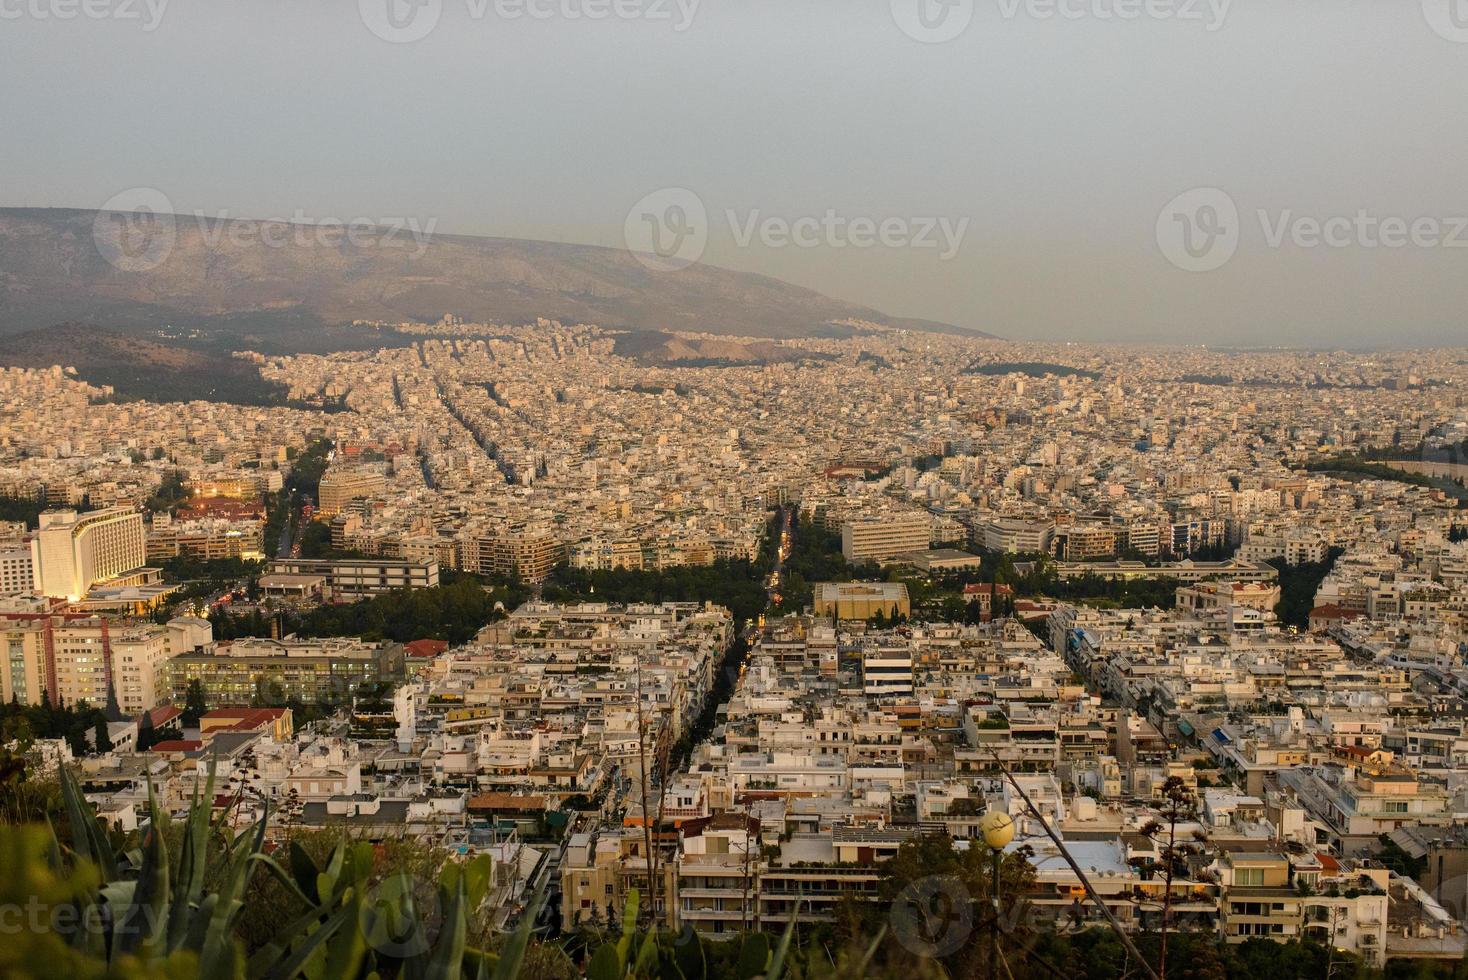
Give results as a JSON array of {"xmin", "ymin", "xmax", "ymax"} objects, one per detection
[{"xmin": 979, "ymin": 810, "xmax": 1015, "ymax": 851}]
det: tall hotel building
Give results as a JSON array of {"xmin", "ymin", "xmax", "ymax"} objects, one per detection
[{"xmin": 30, "ymin": 507, "xmax": 147, "ymax": 601}]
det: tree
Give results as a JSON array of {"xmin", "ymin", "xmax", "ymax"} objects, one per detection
[
  {"xmin": 92, "ymin": 718, "xmax": 113, "ymax": 753},
  {"xmin": 631, "ymin": 659, "xmax": 674, "ymax": 929},
  {"xmin": 1139, "ymin": 776, "xmax": 1204, "ymax": 979},
  {"xmin": 875, "ymin": 833, "xmax": 1037, "ymax": 980},
  {"xmin": 182, "ymin": 679, "xmax": 208, "ymax": 728},
  {"xmin": 136, "ymin": 710, "xmax": 156, "ymax": 752},
  {"xmin": 103, "ymin": 682, "xmax": 122, "ymax": 723},
  {"xmin": 145, "ymin": 469, "xmax": 191, "ymax": 514}
]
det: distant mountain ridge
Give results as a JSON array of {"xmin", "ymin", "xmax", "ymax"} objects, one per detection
[{"xmin": 0, "ymin": 207, "xmax": 995, "ymax": 343}]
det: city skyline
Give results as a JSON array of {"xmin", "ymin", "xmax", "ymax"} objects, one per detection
[{"xmin": 5, "ymin": 1, "xmax": 1468, "ymax": 346}]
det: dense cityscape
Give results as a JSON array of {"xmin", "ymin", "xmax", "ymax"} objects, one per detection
[
  {"xmin": 3, "ymin": 322, "xmax": 1467, "ymax": 978},
  {"xmin": 6, "ymin": 0, "xmax": 1468, "ymax": 974}
]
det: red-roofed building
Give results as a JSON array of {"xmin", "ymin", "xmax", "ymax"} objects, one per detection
[
  {"xmin": 139, "ymin": 705, "xmax": 182, "ymax": 730},
  {"xmin": 147, "ymin": 739, "xmax": 205, "ymax": 754},
  {"xmin": 962, "ymin": 582, "xmax": 1014, "ymax": 620},
  {"xmin": 1309, "ymin": 604, "xmax": 1363, "ymax": 632},
  {"xmin": 200, "ymin": 707, "xmax": 293, "ymax": 742},
  {"xmin": 405, "ymin": 639, "xmax": 448, "ymax": 659}
]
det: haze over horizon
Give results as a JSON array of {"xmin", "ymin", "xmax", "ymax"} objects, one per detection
[{"xmin": 4, "ymin": 0, "xmax": 1467, "ymax": 348}]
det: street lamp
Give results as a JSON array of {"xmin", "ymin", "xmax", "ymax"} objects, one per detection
[{"xmin": 980, "ymin": 810, "xmax": 1016, "ymax": 980}]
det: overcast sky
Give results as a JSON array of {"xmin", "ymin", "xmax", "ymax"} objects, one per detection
[{"xmin": 3, "ymin": 0, "xmax": 1467, "ymax": 347}]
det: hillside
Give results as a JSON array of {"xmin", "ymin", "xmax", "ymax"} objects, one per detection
[
  {"xmin": 0, "ymin": 323, "xmax": 290, "ymax": 405},
  {"xmin": 0, "ymin": 207, "xmax": 995, "ymax": 345}
]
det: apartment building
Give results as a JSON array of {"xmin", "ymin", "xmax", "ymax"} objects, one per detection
[
  {"xmin": 1175, "ymin": 580, "xmax": 1282, "ymax": 617},
  {"xmin": 861, "ymin": 643, "xmax": 914, "ymax": 698},
  {"xmin": 147, "ymin": 517, "xmax": 264, "ymax": 561},
  {"xmin": 458, "ymin": 525, "xmax": 564, "ymax": 583},
  {"xmin": 1050, "ymin": 558, "xmax": 1278, "ymax": 583},
  {"xmin": 1219, "ymin": 851, "xmax": 1307, "ymax": 943},
  {"xmin": 317, "ymin": 468, "xmax": 387, "ymax": 517},
  {"xmin": 569, "ymin": 538, "xmax": 646, "ymax": 572},
  {"xmin": 1053, "ymin": 523, "xmax": 1118, "ymax": 561},
  {"xmin": 0, "ymin": 542, "xmax": 34, "ymax": 596},
  {"xmin": 560, "ymin": 829, "xmax": 680, "ymax": 931},
  {"xmin": 1218, "ymin": 851, "xmax": 1388, "ymax": 965},
  {"xmin": 1277, "ymin": 766, "xmax": 1453, "ymax": 856},
  {"xmin": 0, "ymin": 614, "xmax": 211, "ymax": 714},
  {"xmin": 1238, "ymin": 533, "xmax": 1331, "ymax": 566},
  {"xmin": 112, "ymin": 618, "xmax": 213, "ymax": 716}
]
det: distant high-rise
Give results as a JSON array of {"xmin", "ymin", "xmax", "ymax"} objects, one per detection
[
  {"xmin": 318, "ymin": 468, "xmax": 387, "ymax": 517},
  {"xmin": 30, "ymin": 507, "xmax": 146, "ymax": 600}
]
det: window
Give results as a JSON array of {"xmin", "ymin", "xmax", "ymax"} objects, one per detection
[{"xmin": 1235, "ymin": 867, "xmax": 1265, "ymax": 886}]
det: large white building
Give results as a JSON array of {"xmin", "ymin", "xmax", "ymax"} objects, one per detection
[
  {"xmin": 30, "ymin": 507, "xmax": 147, "ymax": 601},
  {"xmin": 840, "ymin": 514, "xmax": 931, "ymax": 563},
  {"xmin": 979, "ymin": 517, "xmax": 1056, "ymax": 554}
]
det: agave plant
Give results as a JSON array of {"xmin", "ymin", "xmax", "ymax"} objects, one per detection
[
  {"xmin": 0, "ymin": 760, "xmax": 540, "ymax": 980},
  {"xmin": 582, "ymin": 890, "xmax": 798, "ymax": 980}
]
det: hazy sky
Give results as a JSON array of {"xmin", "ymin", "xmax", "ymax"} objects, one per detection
[{"xmin": 3, "ymin": 0, "xmax": 1467, "ymax": 347}]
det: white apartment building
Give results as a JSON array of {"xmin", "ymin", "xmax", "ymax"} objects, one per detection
[
  {"xmin": 0, "ymin": 544, "xmax": 34, "ymax": 596},
  {"xmin": 1238, "ymin": 532, "xmax": 1330, "ymax": 566},
  {"xmin": 113, "ymin": 617, "xmax": 213, "ymax": 716},
  {"xmin": 861, "ymin": 645, "xmax": 914, "ymax": 698}
]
